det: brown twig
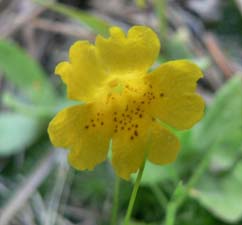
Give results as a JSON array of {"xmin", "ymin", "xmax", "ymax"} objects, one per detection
[{"xmin": 203, "ymin": 32, "xmax": 236, "ymax": 79}]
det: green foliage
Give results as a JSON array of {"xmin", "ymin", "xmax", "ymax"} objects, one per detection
[
  {"xmin": 130, "ymin": 220, "xmax": 156, "ymax": 225},
  {"xmin": 191, "ymin": 75, "xmax": 242, "ymax": 222},
  {"xmin": 141, "ymin": 162, "xmax": 178, "ymax": 185},
  {"xmin": 177, "ymin": 200, "xmax": 224, "ymax": 225},
  {"xmin": 0, "ymin": 113, "xmax": 43, "ymax": 156},
  {"xmin": 33, "ymin": 0, "xmax": 110, "ymax": 36},
  {"xmin": 0, "ymin": 40, "xmax": 79, "ymax": 156},
  {"xmin": 0, "ymin": 40, "xmax": 58, "ymax": 155},
  {"xmin": 70, "ymin": 164, "xmax": 113, "ymax": 207},
  {"xmin": 0, "ymin": 40, "xmax": 56, "ymax": 105},
  {"xmin": 138, "ymin": 75, "xmax": 242, "ymax": 223},
  {"xmin": 215, "ymin": 1, "xmax": 242, "ymax": 37},
  {"xmin": 192, "ymin": 163, "xmax": 242, "ymax": 223},
  {"xmin": 165, "ymin": 31, "xmax": 193, "ymax": 60},
  {"xmin": 1, "ymin": 2, "xmax": 241, "ymax": 223},
  {"xmin": 192, "ymin": 76, "xmax": 242, "ymax": 156}
]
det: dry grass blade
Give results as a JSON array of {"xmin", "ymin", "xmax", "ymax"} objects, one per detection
[
  {"xmin": 0, "ymin": 0, "xmax": 44, "ymax": 38},
  {"xmin": 31, "ymin": 18, "xmax": 94, "ymax": 39},
  {"xmin": 0, "ymin": 151, "xmax": 55, "ymax": 225},
  {"xmin": 44, "ymin": 152, "xmax": 70, "ymax": 225}
]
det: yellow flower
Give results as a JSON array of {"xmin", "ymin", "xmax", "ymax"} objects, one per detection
[{"xmin": 48, "ymin": 26, "xmax": 204, "ymax": 180}]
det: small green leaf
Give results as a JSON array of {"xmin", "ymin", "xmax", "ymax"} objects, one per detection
[
  {"xmin": 0, "ymin": 40, "xmax": 56, "ymax": 105},
  {"xmin": 0, "ymin": 113, "xmax": 43, "ymax": 156},
  {"xmin": 172, "ymin": 181, "xmax": 185, "ymax": 200},
  {"xmin": 33, "ymin": 0, "xmax": 110, "ymax": 36}
]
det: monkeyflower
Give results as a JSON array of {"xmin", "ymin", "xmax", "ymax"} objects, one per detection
[{"xmin": 48, "ymin": 26, "xmax": 204, "ymax": 180}]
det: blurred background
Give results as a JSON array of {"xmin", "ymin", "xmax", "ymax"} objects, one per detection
[{"xmin": 0, "ymin": 0, "xmax": 242, "ymax": 225}]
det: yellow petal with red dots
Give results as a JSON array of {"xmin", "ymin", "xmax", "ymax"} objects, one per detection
[
  {"xmin": 55, "ymin": 41, "xmax": 107, "ymax": 102},
  {"xmin": 111, "ymin": 108, "xmax": 152, "ymax": 180},
  {"xmin": 95, "ymin": 26, "xmax": 160, "ymax": 76},
  {"xmin": 48, "ymin": 104, "xmax": 112, "ymax": 170},
  {"xmin": 148, "ymin": 123, "xmax": 180, "ymax": 165},
  {"xmin": 49, "ymin": 26, "xmax": 206, "ymax": 179},
  {"xmin": 147, "ymin": 60, "xmax": 205, "ymax": 130}
]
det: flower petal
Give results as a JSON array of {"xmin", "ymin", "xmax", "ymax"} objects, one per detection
[
  {"xmin": 95, "ymin": 26, "xmax": 160, "ymax": 76},
  {"xmin": 146, "ymin": 60, "xmax": 205, "ymax": 130},
  {"xmin": 55, "ymin": 41, "xmax": 106, "ymax": 102},
  {"xmin": 48, "ymin": 104, "xmax": 112, "ymax": 170},
  {"xmin": 148, "ymin": 123, "xmax": 180, "ymax": 165},
  {"xmin": 111, "ymin": 113, "xmax": 152, "ymax": 180}
]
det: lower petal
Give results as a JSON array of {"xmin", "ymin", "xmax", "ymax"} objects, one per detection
[
  {"xmin": 148, "ymin": 123, "xmax": 180, "ymax": 165},
  {"xmin": 48, "ymin": 104, "xmax": 112, "ymax": 170},
  {"xmin": 111, "ymin": 114, "xmax": 152, "ymax": 180}
]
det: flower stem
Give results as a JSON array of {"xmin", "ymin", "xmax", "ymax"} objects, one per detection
[
  {"xmin": 111, "ymin": 176, "xmax": 120, "ymax": 225},
  {"xmin": 123, "ymin": 159, "xmax": 147, "ymax": 225}
]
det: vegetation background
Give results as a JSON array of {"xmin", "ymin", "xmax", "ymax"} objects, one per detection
[{"xmin": 0, "ymin": 0, "xmax": 242, "ymax": 225}]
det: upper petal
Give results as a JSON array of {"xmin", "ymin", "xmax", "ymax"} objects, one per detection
[
  {"xmin": 48, "ymin": 103, "xmax": 113, "ymax": 170},
  {"xmin": 55, "ymin": 41, "xmax": 107, "ymax": 102},
  {"xmin": 148, "ymin": 123, "xmax": 180, "ymax": 165},
  {"xmin": 146, "ymin": 60, "xmax": 205, "ymax": 130},
  {"xmin": 148, "ymin": 60, "xmax": 203, "ymax": 96},
  {"xmin": 95, "ymin": 26, "xmax": 160, "ymax": 76}
]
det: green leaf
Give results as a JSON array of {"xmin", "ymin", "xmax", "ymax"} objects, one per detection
[
  {"xmin": 0, "ymin": 40, "xmax": 56, "ymax": 105},
  {"xmin": 192, "ymin": 161, "xmax": 242, "ymax": 223},
  {"xmin": 0, "ymin": 113, "xmax": 43, "ymax": 156},
  {"xmin": 33, "ymin": 0, "xmax": 110, "ymax": 36},
  {"xmin": 190, "ymin": 75, "xmax": 242, "ymax": 222},
  {"xmin": 192, "ymin": 75, "xmax": 242, "ymax": 171},
  {"xmin": 2, "ymin": 91, "xmax": 77, "ymax": 118}
]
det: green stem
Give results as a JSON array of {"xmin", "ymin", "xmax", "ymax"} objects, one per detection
[
  {"xmin": 164, "ymin": 148, "xmax": 214, "ymax": 225},
  {"xmin": 165, "ymin": 201, "xmax": 177, "ymax": 225},
  {"xmin": 155, "ymin": 0, "xmax": 167, "ymax": 43},
  {"xmin": 123, "ymin": 159, "xmax": 147, "ymax": 225},
  {"xmin": 111, "ymin": 176, "xmax": 120, "ymax": 225}
]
